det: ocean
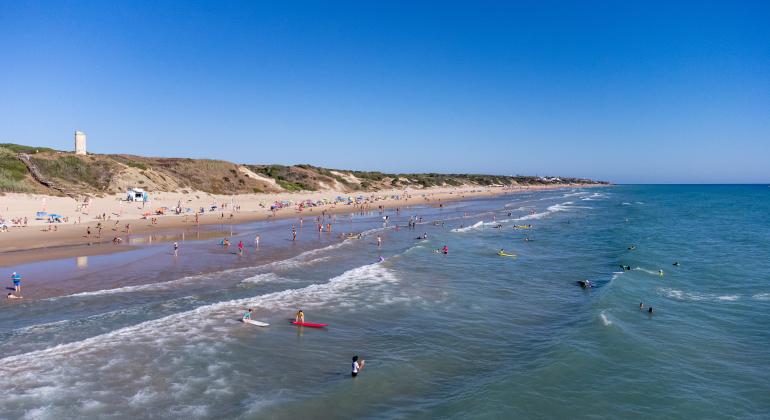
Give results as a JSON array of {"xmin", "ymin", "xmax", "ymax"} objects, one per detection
[{"xmin": 1, "ymin": 185, "xmax": 769, "ymax": 419}]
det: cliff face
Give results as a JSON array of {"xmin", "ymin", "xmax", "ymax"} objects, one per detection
[{"xmin": 0, "ymin": 144, "xmax": 606, "ymax": 196}]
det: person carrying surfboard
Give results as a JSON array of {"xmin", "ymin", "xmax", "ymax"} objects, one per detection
[{"xmin": 351, "ymin": 355, "xmax": 365, "ymax": 378}]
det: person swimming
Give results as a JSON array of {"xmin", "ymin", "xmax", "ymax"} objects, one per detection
[
  {"xmin": 351, "ymin": 355, "xmax": 364, "ymax": 377},
  {"xmin": 673, "ymin": 262, "xmax": 680, "ymax": 266},
  {"xmin": 648, "ymin": 307, "xmax": 654, "ymax": 314},
  {"xmin": 628, "ymin": 245, "xmax": 636, "ymax": 250},
  {"xmin": 619, "ymin": 265, "xmax": 631, "ymax": 271},
  {"xmin": 577, "ymin": 280, "xmax": 592, "ymax": 288},
  {"xmin": 659, "ymin": 269, "xmax": 664, "ymax": 276}
]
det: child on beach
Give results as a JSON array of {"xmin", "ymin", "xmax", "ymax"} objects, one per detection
[{"xmin": 11, "ymin": 272, "xmax": 21, "ymax": 293}]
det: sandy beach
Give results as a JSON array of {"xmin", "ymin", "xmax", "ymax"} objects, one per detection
[{"xmin": 0, "ymin": 184, "xmax": 595, "ymax": 265}]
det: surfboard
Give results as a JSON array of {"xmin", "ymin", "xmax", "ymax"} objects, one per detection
[
  {"xmin": 290, "ymin": 321, "xmax": 328, "ymax": 328},
  {"xmin": 242, "ymin": 318, "xmax": 269, "ymax": 327},
  {"xmin": 498, "ymin": 252, "xmax": 516, "ymax": 257}
]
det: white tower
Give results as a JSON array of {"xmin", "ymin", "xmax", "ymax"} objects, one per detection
[{"xmin": 75, "ymin": 131, "xmax": 87, "ymax": 155}]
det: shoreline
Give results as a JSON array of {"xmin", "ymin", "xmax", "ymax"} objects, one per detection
[{"xmin": 0, "ymin": 184, "xmax": 602, "ymax": 266}]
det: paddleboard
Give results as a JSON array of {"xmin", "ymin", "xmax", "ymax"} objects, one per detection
[
  {"xmin": 291, "ymin": 321, "xmax": 328, "ymax": 328},
  {"xmin": 242, "ymin": 319, "xmax": 269, "ymax": 327},
  {"xmin": 498, "ymin": 252, "xmax": 517, "ymax": 257}
]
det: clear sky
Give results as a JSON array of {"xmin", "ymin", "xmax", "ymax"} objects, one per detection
[{"xmin": 1, "ymin": 1, "xmax": 768, "ymax": 183}]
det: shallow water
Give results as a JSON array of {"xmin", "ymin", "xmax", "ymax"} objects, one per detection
[{"xmin": 1, "ymin": 185, "xmax": 769, "ymax": 419}]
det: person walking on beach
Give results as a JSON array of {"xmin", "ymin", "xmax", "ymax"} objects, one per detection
[
  {"xmin": 351, "ymin": 355, "xmax": 365, "ymax": 378},
  {"xmin": 11, "ymin": 272, "xmax": 21, "ymax": 293},
  {"xmin": 173, "ymin": 242, "xmax": 179, "ymax": 256}
]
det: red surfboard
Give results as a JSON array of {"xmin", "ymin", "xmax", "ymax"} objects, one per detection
[{"xmin": 290, "ymin": 321, "xmax": 328, "ymax": 328}]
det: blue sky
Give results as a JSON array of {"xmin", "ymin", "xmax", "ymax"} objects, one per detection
[{"xmin": 1, "ymin": 1, "xmax": 768, "ymax": 183}]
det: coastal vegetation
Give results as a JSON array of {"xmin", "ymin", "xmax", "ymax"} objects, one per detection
[{"xmin": 0, "ymin": 143, "xmax": 605, "ymax": 196}]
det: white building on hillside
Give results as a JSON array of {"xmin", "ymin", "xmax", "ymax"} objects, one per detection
[{"xmin": 75, "ymin": 131, "xmax": 87, "ymax": 155}]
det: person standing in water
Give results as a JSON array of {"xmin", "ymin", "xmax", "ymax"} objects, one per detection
[
  {"xmin": 376, "ymin": 236, "xmax": 382, "ymax": 247},
  {"xmin": 173, "ymin": 242, "xmax": 179, "ymax": 256},
  {"xmin": 442, "ymin": 245, "xmax": 448, "ymax": 255},
  {"xmin": 351, "ymin": 355, "xmax": 365, "ymax": 377},
  {"xmin": 237, "ymin": 240, "xmax": 244, "ymax": 256},
  {"xmin": 295, "ymin": 309, "xmax": 305, "ymax": 324},
  {"xmin": 254, "ymin": 234, "xmax": 260, "ymax": 248},
  {"xmin": 11, "ymin": 272, "xmax": 21, "ymax": 293}
]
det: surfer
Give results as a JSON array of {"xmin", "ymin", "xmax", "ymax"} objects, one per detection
[
  {"xmin": 295, "ymin": 309, "xmax": 305, "ymax": 324},
  {"xmin": 498, "ymin": 249, "xmax": 506, "ymax": 256},
  {"xmin": 11, "ymin": 272, "xmax": 21, "ymax": 293},
  {"xmin": 377, "ymin": 256, "xmax": 385, "ymax": 263},
  {"xmin": 658, "ymin": 269, "xmax": 664, "ymax": 277},
  {"xmin": 648, "ymin": 307, "xmax": 654, "ymax": 314},
  {"xmin": 351, "ymin": 355, "xmax": 365, "ymax": 378},
  {"xmin": 672, "ymin": 261, "xmax": 679, "ymax": 266},
  {"xmin": 243, "ymin": 308, "xmax": 253, "ymax": 321},
  {"xmin": 628, "ymin": 245, "xmax": 636, "ymax": 250},
  {"xmin": 442, "ymin": 245, "xmax": 448, "ymax": 255}
]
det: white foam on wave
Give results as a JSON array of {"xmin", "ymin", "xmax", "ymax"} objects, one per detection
[
  {"xmin": 0, "ymin": 262, "xmax": 398, "ymax": 369},
  {"xmin": 0, "ymin": 262, "xmax": 405, "ymax": 416},
  {"xmin": 47, "ymin": 241, "xmax": 350, "ymax": 301},
  {"xmin": 451, "ymin": 220, "xmax": 484, "ymax": 232},
  {"xmin": 581, "ymin": 192, "xmax": 608, "ymax": 201},
  {"xmin": 600, "ymin": 311, "xmax": 613, "ymax": 326},
  {"xmin": 239, "ymin": 272, "xmax": 283, "ymax": 285},
  {"xmin": 562, "ymin": 191, "xmax": 589, "ymax": 198},
  {"xmin": 752, "ymin": 293, "xmax": 770, "ymax": 301},
  {"xmin": 658, "ymin": 287, "xmax": 741, "ymax": 302}
]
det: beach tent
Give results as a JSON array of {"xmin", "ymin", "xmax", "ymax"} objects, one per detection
[
  {"xmin": 35, "ymin": 211, "xmax": 48, "ymax": 220},
  {"xmin": 127, "ymin": 188, "xmax": 148, "ymax": 202}
]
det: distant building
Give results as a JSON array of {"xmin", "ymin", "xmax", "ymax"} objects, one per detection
[{"xmin": 74, "ymin": 131, "xmax": 87, "ymax": 155}]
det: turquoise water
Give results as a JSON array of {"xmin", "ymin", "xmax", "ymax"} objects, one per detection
[{"xmin": 1, "ymin": 185, "xmax": 769, "ymax": 419}]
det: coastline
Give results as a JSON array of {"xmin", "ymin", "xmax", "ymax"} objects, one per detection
[{"xmin": 0, "ymin": 184, "xmax": 602, "ymax": 266}]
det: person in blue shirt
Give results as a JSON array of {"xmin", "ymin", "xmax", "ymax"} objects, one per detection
[{"xmin": 11, "ymin": 272, "xmax": 21, "ymax": 293}]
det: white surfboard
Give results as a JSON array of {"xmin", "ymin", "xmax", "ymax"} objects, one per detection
[{"xmin": 242, "ymin": 318, "xmax": 269, "ymax": 327}]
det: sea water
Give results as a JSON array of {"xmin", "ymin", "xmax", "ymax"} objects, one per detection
[{"xmin": 1, "ymin": 185, "xmax": 769, "ymax": 419}]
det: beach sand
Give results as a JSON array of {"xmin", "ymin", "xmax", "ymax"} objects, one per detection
[{"xmin": 0, "ymin": 184, "xmax": 596, "ymax": 266}]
